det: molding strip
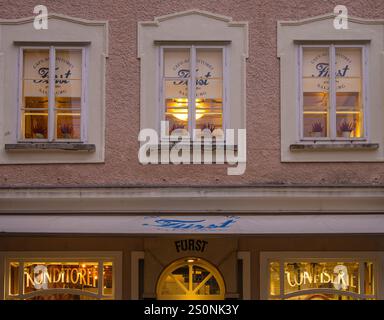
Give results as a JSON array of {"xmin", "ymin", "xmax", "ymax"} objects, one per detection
[{"xmin": 0, "ymin": 187, "xmax": 383, "ymax": 214}]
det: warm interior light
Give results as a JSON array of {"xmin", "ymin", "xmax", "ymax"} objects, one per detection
[
  {"xmin": 303, "ymin": 111, "xmax": 361, "ymax": 114},
  {"xmin": 187, "ymin": 259, "xmax": 196, "ymax": 263},
  {"xmin": 173, "ymin": 112, "xmax": 188, "ymax": 121},
  {"xmin": 171, "ymin": 99, "xmax": 205, "ymax": 121}
]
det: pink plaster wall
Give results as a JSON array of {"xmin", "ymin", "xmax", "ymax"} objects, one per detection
[{"xmin": 0, "ymin": 0, "xmax": 384, "ymax": 187}]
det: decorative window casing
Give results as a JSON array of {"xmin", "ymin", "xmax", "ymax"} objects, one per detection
[
  {"xmin": 138, "ymin": 9, "xmax": 248, "ymax": 141},
  {"xmin": 260, "ymin": 252, "xmax": 384, "ymax": 300},
  {"xmin": 2, "ymin": 252, "xmax": 122, "ymax": 300},
  {"xmin": 278, "ymin": 14, "xmax": 384, "ymax": 162},
  {"xmin": 0, "ymin": 14, "xmax": 108, "ymax": 163}
]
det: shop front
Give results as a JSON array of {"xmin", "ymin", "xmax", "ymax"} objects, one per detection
[{"xmin": 1, "ymin": 234, "xmax": 384, "ymax": 300}]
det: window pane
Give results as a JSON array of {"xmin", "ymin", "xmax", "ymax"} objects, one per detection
[
  {"xmin": 302, "ymin": 47, "xmax": 330, "ymax": 138},
  {"xmin": 364, "ymin": 262, "xmax": 374, "ymax": 295},
  {"xmin": 9, "ymin": 262, "xmax": 19, "ymax": 295},
  {"xmin": 165, "ymin": 81, "xmax": 188, "ymax": 134},
  {"xmin": 23, "ymin": 262, "xmax": 99, "ymax": 296},
  {"xmin": 159, "ymin": 266, "xmax": 189, "ymax": 296},
  {"xmin": 55, "ymin": 49, "xmax": 82, "ymax": 140},
  {"xmin": 164, "ymin": 48, "xmax": 190, "ymax": 134},
  {"xmin": 192, "ymin": 265, "xmax": 220, "ymax": 295},
  {"xmin": 269, "ymin": 262, "xmax": 280, "ymax": 296},
  {"xmin": 163, "ymin": 48, "xmax": 190, "ymax": 78},
  {"xmin": 23, "ymin": 111, "xmax": 48, "ymax": 139},
  {"xmin": 22, "ymin": 49, "xmax": 50, "ymax": 139},
  {"xmin": 103, "ymin": 262, "xmax": 113, "ymax": 296},
  {"xmin": 335, "ymin": 47, "xmax": 363, "ymax": 138},
  {"xmin": 56, "ymin": 110, "xmax": 81, "ymax": 140},
  {"xmin": 195, "ymin": 48, "xmax": 223, "ymax": 137},
  {"xmin": 284, "ymin": 262, "xmax": 359, "ymax": 295}
]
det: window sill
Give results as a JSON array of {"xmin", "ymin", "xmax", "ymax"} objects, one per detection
[
  {"xmin": 5, "ymin": 143, "xmax": 96, "ymax": 152},
  {"xmin": 290, "ymin": 142, "xmax": 379, "ymax": 152}
]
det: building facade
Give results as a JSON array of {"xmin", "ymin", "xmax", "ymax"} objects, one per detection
[{"xmin": 0, "ymin": 0, "xmax": 384, "ymax": 300}]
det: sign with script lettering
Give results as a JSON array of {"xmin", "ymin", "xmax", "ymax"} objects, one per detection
[
  {"xmin": 142, "ymin": 216, "xmax": 239, "ymax": 232},
  {"xmin": 164, "ymin": 49, "xmax": 222, "ymax": 99},
  {"xmin": 302, "ymin": 47, "xmax": 361, "ymax": 92},
  {"xmin": 23, "ymin": 50, "xmax": 82, "ymax": 97}
]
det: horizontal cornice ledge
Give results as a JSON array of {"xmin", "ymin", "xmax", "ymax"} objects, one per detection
[{"xmin": 0, "ymin": 186, "xmax": 383, "ymax": 214}]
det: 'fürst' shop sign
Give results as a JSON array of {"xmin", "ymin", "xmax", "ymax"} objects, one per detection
[
  {"xmin": 174, "ymin": 239, "xmax": 208, "ymax": 253},
  {"xmin": 24, "ymin": 50, "xmax": 81, "ymax": 97},
  {"xmin": 142, "ymin": 216, "xmax": 239, "ymax": 232},
  {"xmin": 303, "ymin": 48, "xmax": 361, "ymax": 92}
]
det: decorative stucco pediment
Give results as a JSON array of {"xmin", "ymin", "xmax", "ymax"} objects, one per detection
[{"xmin": 138, "ymin": 9, "xmax": 248, "ymax": 58}]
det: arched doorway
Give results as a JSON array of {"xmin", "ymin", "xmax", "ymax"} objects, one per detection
[{"xmin": 156, "ymin": 257, "xmax": 225, "ymax": 300}]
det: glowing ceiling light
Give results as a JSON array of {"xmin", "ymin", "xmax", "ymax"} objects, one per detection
[
  {"xmin": 173, "ymin": 112, "xmax": 204, "ymax": 121},
  {"xmin": 171, "ymin": 98, "xmax": 206, "ymax": 121}
]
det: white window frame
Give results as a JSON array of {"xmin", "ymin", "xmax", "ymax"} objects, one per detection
[
  {"xmin": 2, "ymin": 251, "xmax": 122, "ymax": 300},
  {"xmin": 17, "ymin": 46, "xmax": 88, "ymax": 143},
  {"xmin": 298, "ymin": 44, "xmax": 368, "ymax": 142},
  {"xmin": 260, "ymin": 251, "xmax": 383, "ymax": 300},
  {"xmin": 158, "ymin": 45, "xmax": 228, "ymax": 139}
]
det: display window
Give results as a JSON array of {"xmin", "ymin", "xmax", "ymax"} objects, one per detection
[
  {"xmin": 4, "ymin": 252, "xmax": 121, "ymax": 300},
  {"xmin": 261, "ymin": 252, "xmax": 379, "ymax": 300},
  {"xmin": 156, "ymin": 257, "xmax": 225, "ymax": 300}
]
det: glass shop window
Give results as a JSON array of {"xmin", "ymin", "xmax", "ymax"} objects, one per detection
[
  {"xmin": 7, "ymin": 260, "xmax": 114, "ymax": 300},
  {"xmin": 301, "ymin": 45, "xmax": 365, "ymax": 140},
  {"xmin": 161, "ymin": 46, "xmax": 225, "ymax": 139},
  {"xmin": 268, "ymin": 260, "xmax": 375, "ymax": 300},
  {"xmin": 20, "ymin": 47, "xmax": 84, "ymax": 141}
]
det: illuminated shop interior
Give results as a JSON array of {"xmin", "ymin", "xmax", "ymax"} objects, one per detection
[
  {"xmin": 156, "ymin": 257, "xmax": 225, "ymax": 300},
  {"xmin": 268, "ymin": 260, "xmax": 374, "ymax": 300},
  {"xmin": 8, "ymin": 260, "xmax": 114, "ymax": 300}
]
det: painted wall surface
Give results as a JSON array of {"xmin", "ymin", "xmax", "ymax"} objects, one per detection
[{"xmin": 0, "ymin": 0, "xmax": 384, "ymax": 187}]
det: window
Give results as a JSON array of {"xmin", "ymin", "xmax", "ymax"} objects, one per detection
[
  {"xmin": 138, "ymin": 9, "xmax": 248, "ymax": 143},
  {"xmin": 19, "ymin": 47, "xmax": 85, "ymax": 141},
  {"xmin": 300, "ymin": 45, "xmax": 366, "ymax": 140},
  {"xmin": 156, "ymin": 257, "xmax": 225, "ymax": 300},
  {"xmin": 0, "ymin": 14, "xmax": 107, "ymax": 164},
  {"xmin": 4, "ymin": 252, "xmax": 121, "ymax": 300},
  {"xmin": 261, "ymin": 252, "xmax": 380, "ymax": 300},
  {"xmin": 278, "ymin": 14, "xmax": 384, "ymax": 161},
  {"xmin": 161, "ymin": 46, "xmax": 225, "ymax": 138}
]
